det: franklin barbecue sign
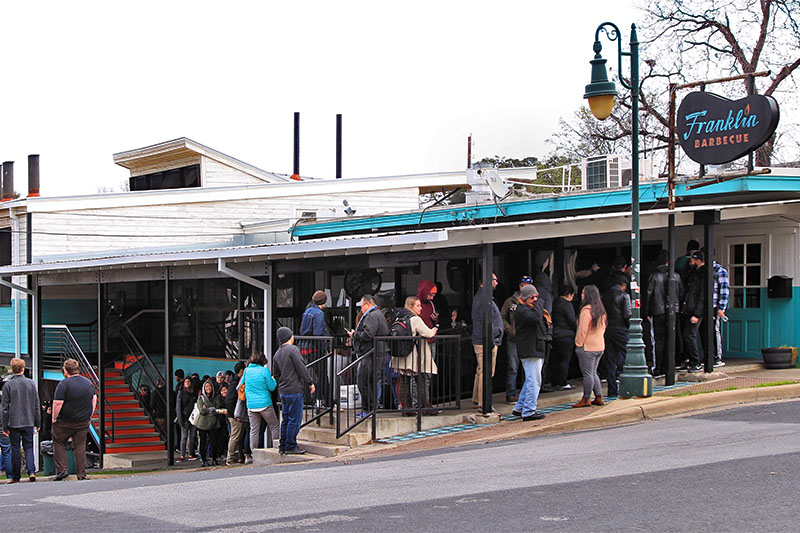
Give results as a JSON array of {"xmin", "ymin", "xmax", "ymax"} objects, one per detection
[{"xmin": 678, "ymin": 91, "xmax": 780, "ymax": 165}]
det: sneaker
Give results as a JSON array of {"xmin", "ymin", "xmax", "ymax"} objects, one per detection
[
  {"xmin": 539, "ymin": 385, "xmax": 555, "ymax": 394},
  {"xmin": 511, "ymin": 410, "xmax": 522, "ymax": 417},
  {"xmin": 505, "ymin": 396, "xmax": 516, "ymax": 404},
  {"xmin": 688, "ymin": 364, "xmax": 703, "ymax": 373},
  {"xmin": 177, "ymin": 456, "xmax": 186, "ymax": 463},
  {"xmin": 284, "ymin": 448, "xmax": 307, "ymax": 455},
  {"xmin": 600, "ymin": 378, "xmax": 607, "ymax": 383},
  {"xmin": 188, "ymin": 455, "xmax": 198, "ymax": 461},
  {"xmin": 54, "ymin": 471, "xmax": 69, "ymax": 481},
  {"xmin": 677, "ymin": 362, "xmax": 689, "ymax": 370},
  {"xmin": 654, "ymin": 374, "xmax": 666, "ymax": 379},
  {"xmin": 522, "ymin": 412, "xmax": 546, "ymax": 421},
  {"xmin": 714, "ymin": 360, "xmax": 725, "ymax": 367},
  {"xmin": 244, "ymin": 456, "xmax": 253, "ymax": 465},
  {"xmin": 76, "ymin": 475, "xmax": 88, "ymax": 481},
  {"xmin": 28, "ymin": 475, "xmax": 36, "ymax": 482},
  {"xmin": 558, "ymin": 384, "xmax": 574, "ymax": 391}
]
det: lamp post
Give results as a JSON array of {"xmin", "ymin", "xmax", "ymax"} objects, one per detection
[{"xmin": 584, "ymin": 22, "xmax": 652, "ymax": 398}]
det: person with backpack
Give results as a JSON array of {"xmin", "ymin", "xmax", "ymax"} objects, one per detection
[{"xmin": 390, "ymin": 296, "xmax": 439, "ymax": 415}]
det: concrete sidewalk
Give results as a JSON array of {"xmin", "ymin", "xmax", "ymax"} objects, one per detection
[{"xmin": 338, "ymin": 358, "xmax": 800, "ymax": 461}]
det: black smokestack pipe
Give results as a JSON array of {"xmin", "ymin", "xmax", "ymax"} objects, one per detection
[
  {"xmin": 2, "ymin": 161, "xmax": 13, "ymax": 202},
  {"xmin": 336, "ymin": 114, "xmax": 342, "ymax": 179},
  {"xmin": 28, "ymin": 155, "xmax": 40, "ymax": 197},
  {"xmin": 292, "ymin": 112, "xmax": 300, "ymax": 180}
]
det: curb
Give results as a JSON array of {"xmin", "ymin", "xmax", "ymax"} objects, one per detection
[{"xmin": 507, "ymin": 383, "xmax": 800, "ymax": 441}]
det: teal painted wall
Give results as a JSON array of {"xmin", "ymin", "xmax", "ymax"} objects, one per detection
[
  {"xmin": 722, "ymin": 287, "xmax": 799, "ymax": 359},
  {"xmin": 0, "ymin": 299, "xmax": 28, "ymax": 355},
  {"xmin": 173, "ymin": 356, "xmax": 241, "ymax": 380}
]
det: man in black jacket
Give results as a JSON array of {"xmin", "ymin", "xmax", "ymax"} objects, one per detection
[
  {"xmin": 349, "ymin": 294, "xmax": 389, "ymax": 414},
  {"xmin": 550, "ymin": 284, "xmax": 577, "ymax": 390},
  {"xmin": 680, "ymin": 251, "xmax": 707, "ymax": 373},
  {"xmin": 646, "ymin": 250, "xmax": 683, "ymax": 377},
  {"xmin": 511, "ymin": 284, "xmax": 546, "ymax": 421},
  {"xmin": 603, "ymin": 276, "xmax": 632, "ymax": 397}
]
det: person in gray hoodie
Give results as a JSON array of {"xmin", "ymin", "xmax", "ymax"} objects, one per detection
[
  {"xmin": 1, "ymin": 358, "xmax": 41, "ymax": 483},
  {"xmin": 273, "ymin": 327, "xmax": 315, "ymax": 454}
]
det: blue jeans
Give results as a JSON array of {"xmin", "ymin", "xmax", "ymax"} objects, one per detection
[
  {"xmin": 514, "ymin": 358, "xmax": 544, "ymax": 417},
  {"xmin": 505, "ymin": 339, "xmax": 520, "ymax": 399},
  {"xmin": 279, "ymin": 393, "xmax": 304, "ymax": 452},
  {"xmin": 9, "ymin": 427, "xmax": 36, "ymax": 481},
  {"xmin": 0, "ymin": 433, "xmax": 12, "ymax": 478}
]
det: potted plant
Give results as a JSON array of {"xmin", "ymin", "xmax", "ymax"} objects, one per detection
[{"xmin": 761, "ymin": 346, "xmax": 798, "ymax": 369}]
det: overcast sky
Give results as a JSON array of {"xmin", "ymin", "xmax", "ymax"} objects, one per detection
[{"xmin": 0, "ymin": 1, "xmax": 639, "ymax": 197}]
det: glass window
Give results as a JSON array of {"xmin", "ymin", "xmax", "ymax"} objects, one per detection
[
  {"xmin": 129, "ymin": 165, "xmax": 201, "ymax": 192},
  {"xmin": 728, "ymin": 241, "xmax": 762, "ymax": 309},
  {"xmin": 586, "ymin": 159, "xmax": 607, "ymax": 190},
  {"xmin": 733, "ymin": 244, "xmax": 744, "ymax": 264}
]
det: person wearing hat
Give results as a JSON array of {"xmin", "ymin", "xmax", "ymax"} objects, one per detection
[
  {"xmin": 300, "ymin": 290, "xmax": 332, "ymax": 405},
  {"xmin": 679, "ymin": 250, "xmax": 707, "ymax": 372},
  {"xmin": 510, "ymin": 284, "xmax": 546, "ymax": 421},
  {"xmin": 500, "ymin": 275, "xmax": 533, "ymax": 403},
  {"xmin": 272, "ymin": 327, "xmax": 315, "ymax": 454}
]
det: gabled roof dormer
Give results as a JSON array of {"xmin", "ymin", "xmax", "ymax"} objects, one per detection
[{"xmin": 113, "ymin": 137, "xmax": 291, "ymax": 191}]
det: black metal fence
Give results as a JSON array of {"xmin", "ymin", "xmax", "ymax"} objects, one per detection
[{"xmin": 334, "ymin": 334, "xmax": 462, "ymax": 439}]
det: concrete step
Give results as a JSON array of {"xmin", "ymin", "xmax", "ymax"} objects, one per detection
[
  {"xmin": 297, "ymin": 426, "xmax": 372, "ymax": 447},
  {"xmin": 295, "ymin": 439, "xmax": 348, "ymax": 457},
  {"xmin": 103, "ymin": 451, "xmax": 166, "ymax": 469},
  {"xmin": 308, "ymin": 410, "xmax": 470, "ymax": 439},
  {"xmin": 252, "ymin": 448, "xmax": 322, "ymax": 466}
]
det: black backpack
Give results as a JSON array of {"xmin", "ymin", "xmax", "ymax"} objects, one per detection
[{"xmin": 390, "ymin": 309, "xmax": 415, "ymax": 358}]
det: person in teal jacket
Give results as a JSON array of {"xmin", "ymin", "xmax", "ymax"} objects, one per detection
[{"xmin": 241, "ymin": 352, "xmax": 280, "ymax": 449}]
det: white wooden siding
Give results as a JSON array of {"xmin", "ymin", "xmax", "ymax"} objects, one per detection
[
  {"xmin": 30, "ymin": 188, "xmax": 420, "ymax": 259},
  {"xmin": 202, "ymin": 158, "xmax": 274, "ymax": 187}
]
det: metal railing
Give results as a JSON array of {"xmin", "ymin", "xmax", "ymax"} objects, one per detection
[
  {"xmin": 334, "ymin": 334, "xmax": 463, "ymax": 440},
  {"xmin": 295, "ymin": 336, "xmax": 335, "ymax": 430},
  {"xmin": 42, "ymin": 325, "xmax": 115, "ymax": 446},
  {"xmin": 336, "ymin": 348, "xmax": 376, "ymax": 440}
]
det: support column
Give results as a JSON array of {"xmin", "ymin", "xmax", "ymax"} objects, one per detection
[
  {"xmin": 666, "ymin": 214, "xmax": 676, "ymax": 386},
  {"xmin": 164, "ymin": 273, "xmax": 173, "ymax": 466},
  {"xmin": 481, "ymin": 243, "xmax": 494, "ymax": 414},
  {"xmin": 97, "ymin": 281, "xmax": 105, "ymax": 465}
]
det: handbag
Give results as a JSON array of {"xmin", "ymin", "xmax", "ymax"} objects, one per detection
[
  {"xmin": 189, "ymin": 404, "xmax": 201, "ymax": 426},
  {"xmin": 237, "ymin": 382, "xmax": 246, "ymax": 401},
  {"xmin": 234, "ymin": 398, "xmax": 247, "ymax": 421}
]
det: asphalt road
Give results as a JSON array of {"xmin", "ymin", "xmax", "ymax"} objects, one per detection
[{"xmin": 4, "ymin": 399, "xmax": 800, "ymax": 532}]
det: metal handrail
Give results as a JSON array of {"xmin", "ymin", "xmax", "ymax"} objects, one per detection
[
  {"xmin": 42, "ymin": 325, "xmax": 115, "ymax": 445},
  {"xmin": 295, "ymin": 335, "xmax": 336, "ymax": 430},
  {"xmin": 336, "ymin": 347, "xmax": 375, "ymax": 439}
]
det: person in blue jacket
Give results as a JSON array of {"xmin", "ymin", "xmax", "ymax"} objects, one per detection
[{"xmin": 241, "ymin": 352, "xmax": 279, "ymax": 449}]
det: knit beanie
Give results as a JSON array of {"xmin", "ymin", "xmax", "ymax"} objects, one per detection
[
  {"xmin": 312, "ymin": 290, "xmax": 327, "ymax": 306},
  {"xmin": 277, "ymin": 326, "xmax": 293, "ymax": 345}
]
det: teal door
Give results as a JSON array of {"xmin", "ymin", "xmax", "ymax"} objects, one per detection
[{"xmin": 723, "ymin": 238, "xmax": 765, "ymax": 357}]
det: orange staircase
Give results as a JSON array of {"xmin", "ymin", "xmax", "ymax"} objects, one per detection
[{"xmin": 95, "ymin": 364, "xmax": 165, "ymax": 454}]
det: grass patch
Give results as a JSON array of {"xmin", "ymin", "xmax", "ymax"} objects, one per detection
[
  {"xmin": 753, "ymin": 380, "xmax": 797, "ymax": 388},
  {"xmin": 88, "ymin": 469, "xmax": 160, "ymax": 476}
]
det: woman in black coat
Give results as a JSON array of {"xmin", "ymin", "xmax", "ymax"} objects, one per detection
[{"xmin": 176, "ymin": 378, "xmax": 198, "ymax": 462}]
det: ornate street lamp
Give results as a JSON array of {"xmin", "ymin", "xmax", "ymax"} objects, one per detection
[{"xmin": 584, "ymin": 22, "xmax": 652, "ymax": 398}]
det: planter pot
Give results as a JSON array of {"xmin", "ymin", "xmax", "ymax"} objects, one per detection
[{"xmin": 761, "ymin": 347, "xmax": 795, "ymax": 369}]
